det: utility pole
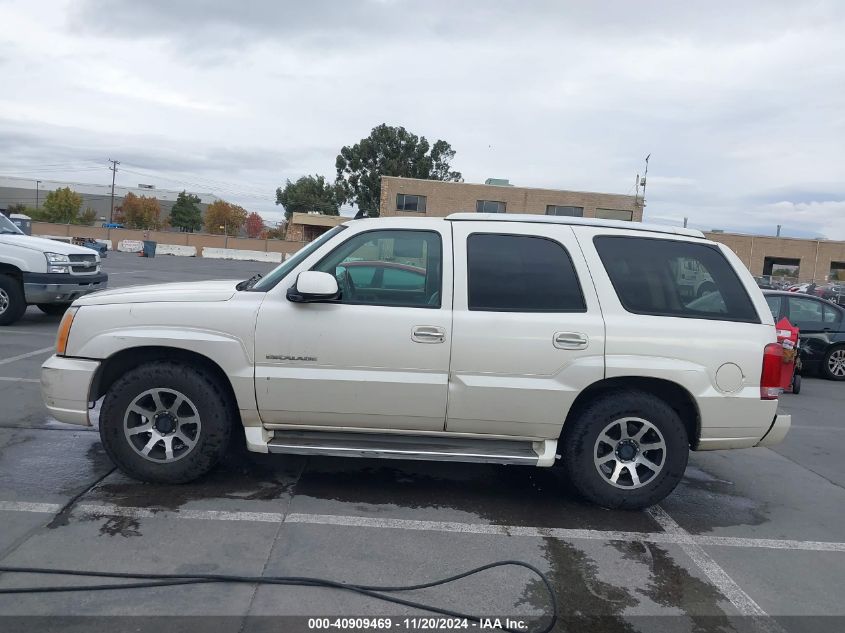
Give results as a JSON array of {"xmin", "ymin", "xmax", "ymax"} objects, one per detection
[
  {"xmin": 36, "ymin": 180, "xmax": 41, "ymax": 209},
  {"xmin": 108, "ymin": 159, "xmax": 120, "ymax": 223}
]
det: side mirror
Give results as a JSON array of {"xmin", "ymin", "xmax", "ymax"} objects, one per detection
[{"xmin": 287, "ymin": 271, "xmax": 340, "ymax": 303}]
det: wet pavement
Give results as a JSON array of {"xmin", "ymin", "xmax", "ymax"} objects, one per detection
[{"xmin": 0, "ymin": 252, "xmax": 843, "ymax": 632}]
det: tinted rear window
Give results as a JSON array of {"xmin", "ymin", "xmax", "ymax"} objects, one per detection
[
  {"xmin": 594, "ymin": 236, "xmax": 759, "ymax": 323},
  {"xmin": 467, "ymin": 234, "xmax": 586, "ymax": 312}
]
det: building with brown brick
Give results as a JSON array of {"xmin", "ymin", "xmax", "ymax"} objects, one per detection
[
  {"xmin": 704, "ymin": 232, "xmax": 845, "ymax": 283},
  {"xmin": 285, "ymin": 212, "xmax": 346, "ymax": 242},
  {"xmin": 379, "ymin": 176, "xmax": 643, "ymax": 222}
]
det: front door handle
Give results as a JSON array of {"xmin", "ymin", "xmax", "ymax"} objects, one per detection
[
  {"xmin": 554, "ymin": 331, "xmax": 588, "ymax": 350},
  {"xmin": 412, "ymin": 326, "xmax": 446, "ymax": 344}
]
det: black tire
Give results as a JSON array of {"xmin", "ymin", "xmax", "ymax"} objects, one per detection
[
  {"xmin": 791, "ymin": 373, "xmax": 801, "ymax": 394},
  {"xmin": 821, "ymin": 345, "xmax": 845, "ymax": 381},
  {"xmin": 37, "ymin": 302, "xmax": 72, "ymax": 316},
  {"xmin": 99, "ymin": 361, "xmax": 233, "ymax": 483},
  {"xmin": 0, "ymin": 274, "xmax": 27, "ymax": 326},
  {"xmin": 561, "ymin": 389, "xmax": 689, "ymax": 510}
]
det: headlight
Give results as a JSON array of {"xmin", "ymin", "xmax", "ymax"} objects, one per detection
[
  {"xmin": 45, "ymin": 252, "xmax": 71, "ymax": 274},
  {"xmin": 45, "ymin": 252, "xmax": 71, "ymax": 264}
]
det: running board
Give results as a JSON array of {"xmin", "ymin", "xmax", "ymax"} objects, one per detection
[{"xmin": 266, "ymin": 430, "xmax": 557, "ymax": 466}]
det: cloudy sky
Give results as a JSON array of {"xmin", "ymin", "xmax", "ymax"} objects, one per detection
[{"xmin": 1, "ymin": 0, "xmax": 843, "ymax": 236}]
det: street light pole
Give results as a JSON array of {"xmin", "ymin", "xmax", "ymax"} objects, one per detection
[{"xmin": 36, "ymin": 180, "xmax": 41, "ymax": 209}]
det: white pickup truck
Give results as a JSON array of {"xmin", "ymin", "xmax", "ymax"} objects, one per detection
[
  {"xmin": 41, "ymin": 213, "xmax": 790, "ymax": 508},
  {"xmin": 0, "ymin": 214, "xmax": 108, "ymax": 325}
]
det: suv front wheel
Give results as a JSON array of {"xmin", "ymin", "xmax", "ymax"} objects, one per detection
[
  {"xmin": 561, "ymin": 389, "xmax": 689, "ymax": 509},
  {"xmin": 99, "ymin": 361, "xmax": 233, "ymax": 483}
]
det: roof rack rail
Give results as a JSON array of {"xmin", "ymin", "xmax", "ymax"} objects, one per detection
[{"xmin": 445, "ymin": 213, "xmax": 705, "ymax": 238}]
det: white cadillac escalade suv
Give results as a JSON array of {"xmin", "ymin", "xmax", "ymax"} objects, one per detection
[{"xmin": 41, "ymin": 214, "xmax": 790, "ymax": 508}]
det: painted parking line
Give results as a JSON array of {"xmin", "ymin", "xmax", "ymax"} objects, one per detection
[
  {"xmin": 0, "ymin": 347, "xmax": 54, "ymax": 366},
  {"xmin": 1, "ymin": 499, "xmax": 843, "ymax": 553},
  {"xmin": 0, "ymin": 377, "xmax": 40, "ymax": 383},
  {"xmin": 647, "ymin": 505, "xmax": 776, "ymax": 626}
]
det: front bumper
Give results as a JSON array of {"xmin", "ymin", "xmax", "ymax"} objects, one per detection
[
  {"xmin": 755, "ymin": 413, "xmax": 791, "ymax": 447},
  {"xmin": 23, "ymin": 272, "xmax": 108, "ymax": 304},
  {"xmin": 41, "ymin": 355, "xmax": 100, "ymax": 426}
]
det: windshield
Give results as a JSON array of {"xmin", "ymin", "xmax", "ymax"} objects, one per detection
[
  {"xmin": 0, "ymin": 214, "xmax": 23, "ymax": 234},
  {"xmin": 251, "ymin": 225, "xmax": 347, "ymax": 291}
]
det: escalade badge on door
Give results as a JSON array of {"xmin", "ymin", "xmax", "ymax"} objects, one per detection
[{"xmin": 266, "ymin": 354, "xmax": 317, "ymax": 362}]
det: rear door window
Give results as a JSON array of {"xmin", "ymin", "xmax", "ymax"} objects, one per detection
[
  {"xmin": 594, "ymin": 236, "xmax": 759, "ymax": 323},
  {"xmin": 786, "ymin": 296, "xmax": 842, "ymax": 331},
  {"xmin": 467, "ymin": 234, "xmax": 586, "ymax": 312}
]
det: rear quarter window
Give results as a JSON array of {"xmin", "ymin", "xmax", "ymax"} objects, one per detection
[{"xmin": 593, "ymin": 235, "xmax": 760, "ymax": 323}]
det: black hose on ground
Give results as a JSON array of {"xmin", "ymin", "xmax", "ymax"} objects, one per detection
[{"xmin": 0, "ymin": 560, "xmax": 557, "ymax": 633}]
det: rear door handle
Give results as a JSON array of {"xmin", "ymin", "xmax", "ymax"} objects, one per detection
[
  {"xmin": 554, "ymin": 332, "xmax": 588, "ymax": 350},
  {"xmin": 412, "ymin": 326, "xmax": 446, "ymax": 344}
]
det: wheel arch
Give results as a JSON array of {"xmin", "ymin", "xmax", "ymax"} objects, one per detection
[
  {"xmin": 0, "ymin": 263, "xmax": 24, "ymax": 281},
  {"xmin": 562, "ymin": 376, "xmax": 701, "ymax": 448},
  {"xmin": 90, "ymin": 346, "xmax": 242, "ymax": 425}
]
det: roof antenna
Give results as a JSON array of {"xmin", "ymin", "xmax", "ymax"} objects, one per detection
[{"xmin": 353, "ymin": 208, "xmax": 369, "ymax": 220}]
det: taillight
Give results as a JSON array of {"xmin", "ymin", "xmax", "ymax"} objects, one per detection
[{"xmin": 760, "ymin": 342, "xmax": 783, "ymax": 399}]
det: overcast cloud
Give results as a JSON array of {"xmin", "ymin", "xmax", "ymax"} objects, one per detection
[{"xmin": 1, "ymin": 0, "xmax": 843, "ymax": 235}]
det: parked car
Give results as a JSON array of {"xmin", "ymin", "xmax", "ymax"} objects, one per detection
[
  {"xmin": 754, "ymin": 275, "xmax": 776, "ymax": 290},
  {"xmin": 41, "ymin": 213, "xmax": 790, "ymax": 509},
  {"xmin": 787, "ymin": 283, "xmax": 810, "ymax": 292},
  {"xmin": 815, "ymin": 283, "xmax": 845, "ymax": 306},
  {"xmin": 0, "ymin": 214, "xmax": 108, "ymax": 325},
  {"xmin": 72, "ymin": 237, "xmax": 108, "ymax": 258},
  {"xmin": 763, "ymin": 290, "xmax": 845, "ymax": 380},
  {"xmin": 101, "ymin": 222, "xmax": 124, "ymax": 229}
]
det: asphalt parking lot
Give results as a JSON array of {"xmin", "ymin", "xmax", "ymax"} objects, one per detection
[{"xmin": 0, "ymin": 252, "xmax": 843, "ymax": 632}]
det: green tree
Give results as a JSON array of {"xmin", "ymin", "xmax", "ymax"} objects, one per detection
[
  {"xmin": 335, "ymin": 124, "xmax": 462, "ymax": 217},
  {"xmin": 275, "ymin": 174, "xmax": 341, "ymax": 220},
  {"xmin": 169, "ymin": 191, "xmax": 203, "ymax": 232},
  {"xmin": 204, "ymin": 200, "xmax": 248, "ymax": 236},
  {"xmin": 42, "ymin": 187, "xmax": 83, "ymax": 223}
]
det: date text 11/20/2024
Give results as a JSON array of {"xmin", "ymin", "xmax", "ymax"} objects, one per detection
[{"xmin": 307, "ymin": 617, "xmax": 531, "ymax": 630}]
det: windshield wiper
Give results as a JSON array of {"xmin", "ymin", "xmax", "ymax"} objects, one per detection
[
  {"xmin": 0, "ymin": 229, "xmax": 21, "ymax": 234},
  {"xmin": 236, "ymin": 273, "xmax": 263, "ymax": 291}
]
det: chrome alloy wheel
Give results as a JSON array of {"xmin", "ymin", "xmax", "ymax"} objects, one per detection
[
  {"xmin": 828, "ymin": 348, "xmax": 845, "ymax": 378},
  {"xmin": 593, "ymin": 417, "xmax": 667, "ymax": 489},
  {"xmin": 0, "ymin": 288, "xmax": 9, "ymax": 315},
  {"xmin": 123, "ymin": 388, "xmax": 202, "ymax": 463}
]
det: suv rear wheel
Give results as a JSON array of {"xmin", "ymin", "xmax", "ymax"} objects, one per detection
[
  {"xmin": 99, "ymin": 361, "xmax": 233, "ymax": 483},
  {"xmin": 561, "ymin": 389, "xmax": 689, "ymax": 509}
]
